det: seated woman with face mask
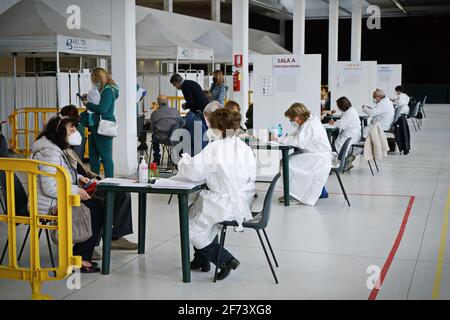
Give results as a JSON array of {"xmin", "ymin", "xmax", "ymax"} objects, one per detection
[
  {"xmin": 31, "ymin": 116, "xmax": 103, "ymax": 273},
  {"xmin": 277, "ymin": 103, "xmax": 332, "ymax": 206},
  {"xmin": 176, "ymin": 108, "xmax": 256, "ymax": 281}
]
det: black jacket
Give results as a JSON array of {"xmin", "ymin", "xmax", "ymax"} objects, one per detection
[
  {"xmin": 393, "ymin": 115, "xmax": 411, "ymax": 155},
  {"xmin": 181, "ymin": 80, "xmax": 209, "ymax": 113}
]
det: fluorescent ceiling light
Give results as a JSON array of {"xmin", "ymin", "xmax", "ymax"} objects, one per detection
[{"xmin": 391, "ymin": 0, "xmax": 407, "ymax": 14}]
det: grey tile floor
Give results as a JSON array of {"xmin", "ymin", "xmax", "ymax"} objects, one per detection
[{"xmin": 0, "ymin": 104, "xmax": 449, "ymax": 300}]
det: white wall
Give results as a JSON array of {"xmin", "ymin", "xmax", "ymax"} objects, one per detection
[
  {"xmin": 377, "ymin": 64, "xmax": 402, "ymax": 99},
  {"xmin": 253, "ymin": 54, "xmax": 322, "ymax": 132},
  {"xmin": 330, "ymin": 61, "xmax": 378, "ymax": 113}
]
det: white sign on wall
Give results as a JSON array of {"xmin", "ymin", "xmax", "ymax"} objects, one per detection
[
  {"xmin": 272, "ymin": 55, "xmax": 301, "ymax": 76},
  {"xmin": 377, "ymin": 64, "xmax": 402, "ymax": 98},
  {"xmin": 330, "ymin": 61, "xmax": 378, "ymax": 114}
]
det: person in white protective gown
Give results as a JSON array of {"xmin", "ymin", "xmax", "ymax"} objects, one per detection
[
  {"xmin": 391, "ymin": 85, "xmax": 410, "ymax": 116},
  {"xmin": 278, "ymin": 103, "xmax": 332, "ymax": 206},
  {"xmin": 362, "ymin": 89, "xmax": 395, "ymax": 137},
  {"xmin": 328, "ymin": 96, "xmax": 362, "ymax": 171},
  {"xmin": 176, "ymin": 108, "xmax": 256, "ymax": 281}
]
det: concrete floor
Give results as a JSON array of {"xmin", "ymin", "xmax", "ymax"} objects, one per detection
[{"xmin": 0, "ymin": 104, "xmax": 449, "ymax": 300}]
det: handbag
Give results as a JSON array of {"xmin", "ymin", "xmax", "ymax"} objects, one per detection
[
  {"xmin": 50, "ymin": 203, "xmax": 93, "ymax": 245},
  {"xmin": 98, "ymin": 114, "xmax": 118, "ymax": 137}
]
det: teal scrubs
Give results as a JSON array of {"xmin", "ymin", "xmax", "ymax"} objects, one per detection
[{"xmin": 85, "ymin": 84, "xmax": 119, "ymax": 178}]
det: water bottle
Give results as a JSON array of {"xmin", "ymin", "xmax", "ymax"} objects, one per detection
[
  {"xmin": 138, "ymin": 157, "xmax": 148, "ymax": 184},
  {"xmin": 277, "ymin": 124, "xmax": 283, "ymax": 138}
]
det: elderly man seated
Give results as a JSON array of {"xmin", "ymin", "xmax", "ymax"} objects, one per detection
[
  {"xmin": 362, "ymin": 89, "xmax": 395, "ymax": 137},
  {"xmin": 150, "ymin": 95, "xmax": 184, "ymax": 165}
]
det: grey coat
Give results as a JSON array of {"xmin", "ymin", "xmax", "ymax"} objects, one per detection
[{"xmin": 31, "ymin": 136, "xmax": 81, "ymax": 214}]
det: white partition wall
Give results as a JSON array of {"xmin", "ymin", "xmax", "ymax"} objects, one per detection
[
  {"xmin": 377, "ymin": 64, "xmax": 402, "ymax": 99},
  {"xmin": 253, "ymin": 54, "xmax": 322, "ymax": 132},
  {"xmin": 330, "ymin": 61, "xmax": 378, "ymax": 113}
]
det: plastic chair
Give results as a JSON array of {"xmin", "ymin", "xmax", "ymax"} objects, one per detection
[
  {"xmin": 408, "ymin": 102, "xmax": 422, "ymax": 132},
  {"xmin": 331, "ymin": 138, "xmax": 352, "ymax": 207},
  {"xmin": 213, "ymin": 174, "xmax": 281, "ymax": 284},
  {"xmin": 420, "ymin": 95, "xmax": 428, "ymax": 119},
  {"xmin": 350, "ymin": 143, "xmax": 380, "ymax": 176}
]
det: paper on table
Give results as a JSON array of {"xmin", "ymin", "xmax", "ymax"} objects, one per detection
[
  {"xmin": 98, "ymin": 178, "xmax": 138, "ymax": 185},
  {"xmin": 150, "ymin": 177, "xmax": 202, "ymax": 190}
]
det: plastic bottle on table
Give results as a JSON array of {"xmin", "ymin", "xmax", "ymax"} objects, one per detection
[{"xmin": 138, "ymin": 157, "xmax": 148, "ymax": 184}]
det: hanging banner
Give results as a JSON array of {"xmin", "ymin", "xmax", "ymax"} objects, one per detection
[{"xmin": 57, "ymin": 35, "xmax": 111, "ymax": 56}]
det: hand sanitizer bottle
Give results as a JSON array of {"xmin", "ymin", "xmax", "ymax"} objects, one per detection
[{"xmin": 138, "ymin": 157, "xmax": 148, "ymax": 184}]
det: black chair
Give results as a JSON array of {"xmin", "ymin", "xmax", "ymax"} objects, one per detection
[
  {"xmin": 350, "ymin": 142, "xmax": 380, "ymax": 176},
  {"xmin": 408, "ymin": 101, "xmax": 422, "ymax": 132},
  {"xmin": 331, "ymin": 138, "xmax": 352, "ymax": 207},
  {"xmin": 420, "ymin": 95, "xmax": 428, "ymax": 119},
  {"xmin": 150, "ymin": 120, "xmax": 185, "ymax": 174},
  {"xmin": 213, "ymin": 174, "xmax": 281, "ymax": 284}
]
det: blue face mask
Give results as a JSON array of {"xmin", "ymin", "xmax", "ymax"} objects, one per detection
[{"xmin": 93, "ymin": 82, "xmax": 101, "ymax": 89}]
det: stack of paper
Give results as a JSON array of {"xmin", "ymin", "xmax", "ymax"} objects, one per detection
[
  {"xmin": 150, "ymin": 178, "xmax": 202, "ymax": 190},
  {"xmin": 98, "ymin": 178, "xmax": 138, "ymax": 185}
]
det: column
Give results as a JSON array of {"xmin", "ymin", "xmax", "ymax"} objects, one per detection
[
  {"xmin": 232, "ymin": 0, "xmax": 249, "ymax": 120},
  {"xmin": 293, "ymin": 0, "xmax": 306, "ymax": 55},
  {"xmin": 164, "ymin": 0, "xmax": 173, "ymax": 12},
  {"xmin": 211, "ymin": 0, "xmax": 221, "ymax": 23},
  {"xmin": 111, "ymin": 0, "xmax": 137, "ymax": 176},
  {"xmin": 328, "ymin": 0, "xmax": 339, "ymax": 84},
  {"xmin": 351, "ymin": 0, "xmax": 362, "ymax": 61}
]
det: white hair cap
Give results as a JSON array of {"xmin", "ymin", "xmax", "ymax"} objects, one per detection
[{"xmin": 203, "ymin": 101, "xmax": 222, "ymax": 115}]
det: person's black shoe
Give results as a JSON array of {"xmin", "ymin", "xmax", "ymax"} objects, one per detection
[
  {"xmin": 216, "ymin": 258, "xmax": 240, "ymax": 281},
  {"xmin": 190, "ymin": 260, "xmax": 211, "ymax": 272}
]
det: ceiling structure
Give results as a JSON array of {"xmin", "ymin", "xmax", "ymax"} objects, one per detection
[{"xmin": 136, "ymin": 0, "xmax": 450, "ymax": 21}]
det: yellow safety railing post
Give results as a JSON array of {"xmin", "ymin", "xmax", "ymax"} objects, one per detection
[{"xmin": 0, "ymin": 158, "xmax": 82, "ymax": 300}]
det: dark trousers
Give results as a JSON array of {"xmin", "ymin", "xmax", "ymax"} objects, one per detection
[
  {"xmin": 94, "ymin": 192, "xmax": 134, "ymax": 246},
  {"xmin": 73, "ymin": 198, "xmax": 104, "ymax": 261},
  {"xmin": 193, "ymin": 236, "xmax": 234, "ymax": 267},
  {"xmin": 152, "ymin": 134, "xmax": 161, "ymax": 162}
]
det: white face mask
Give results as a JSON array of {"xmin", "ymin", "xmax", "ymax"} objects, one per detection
[
  {"xmin": 321, "ymin": 100, "xmax": 326, "ymax": 106},
  {"xmin": 68, "ymin": 130, "xmax": 82, "ymax": 146},
  {"xmin": 290, "ymin": 121, "xmax": 299, "ymax": 129},
  {"xmin": 373, "ymin": 98, "xmax": 378, "ymax": 104}
]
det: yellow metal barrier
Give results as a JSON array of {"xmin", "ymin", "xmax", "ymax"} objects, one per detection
[
  {"xmin": 8, "ymin": 107, "xmax": 92, "ymax": 160},
  {"xmin": 8, "ymin": 108, "xmax": 59, "ymax": 156},
  {"xmin": 0, "ymin": 158, "xmax": 82, "ymax": 300}
]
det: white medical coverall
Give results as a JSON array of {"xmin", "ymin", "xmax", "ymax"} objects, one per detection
[
  {"xmin": 177, "ymin": 136, "xmax": 256, "ymax": 249},
  {"xmin": 279, "ymin": 115, "xmax": 332, "ymax": 206},
  {"xmin": 335, "ymin": 107, "xmax": 362, "ymax": 154},
  {"xmin": 362, "ymin": 97, "xmax": 395, "ymax": 136},
  {"xmin": 392, "ymin": 93, "xmax": 410, "ymax": 115}
]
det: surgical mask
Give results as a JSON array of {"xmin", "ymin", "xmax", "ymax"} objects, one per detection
[
  {"xmin": 321, "ymin": 100, "xmax": 326, "ymax": 106},
  {"xmin": 373, "ymin": 98, "xmax": 378, "ymax": 104},
  {"xmin": 68, "ymin": 131, "xmax": 82, "ymax": 146},
  {"xmin": 93, "ymin": 81, "xmax": 101, "ymax": 89},
  {"xmin": 290, "ymin": 121, "xmax": 299, "ymax": 129}
]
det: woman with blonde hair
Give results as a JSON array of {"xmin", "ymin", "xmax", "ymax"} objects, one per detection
[
  {"xmin": 210, "ymin": 70, "xmax": 228, "ymax": 105},
  {"xmin": 277, "ymin": 103, "xmax": 332, "ymax": 206},
  {"xmin": 81, "ymin": 67, "xmax": 119, "ymax": 178}
]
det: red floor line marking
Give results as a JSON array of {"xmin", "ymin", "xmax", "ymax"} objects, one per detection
[
  {"xmin": 329, "ymin": 192, "xmax": 413, "ymax": 198},
  {"xmin": 368, "ymin": 196, "xmax": 416, "ymax": 300}
]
